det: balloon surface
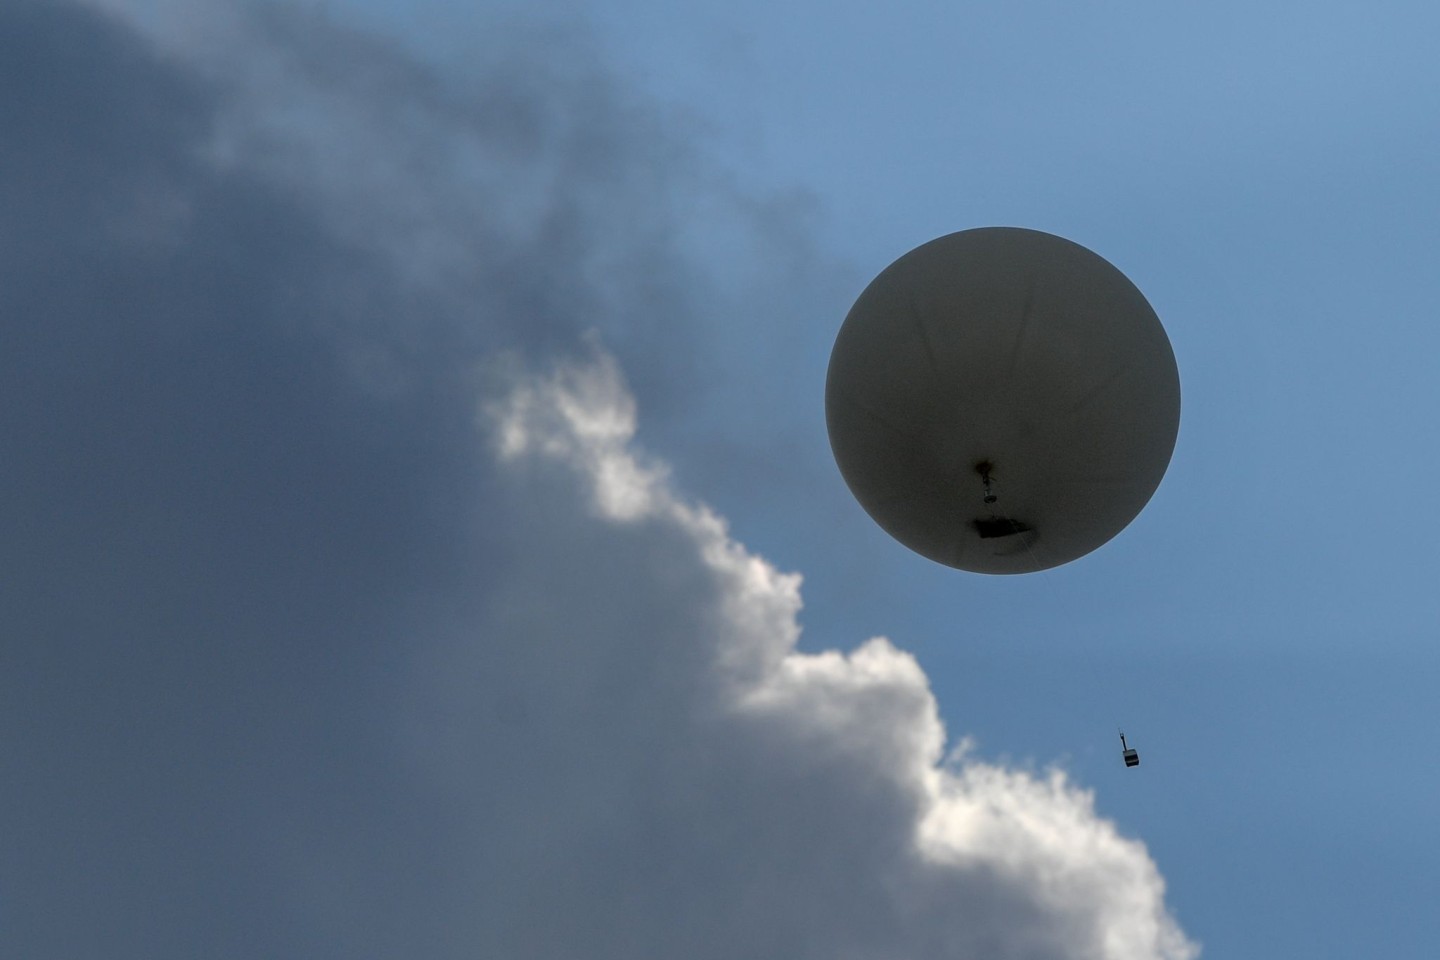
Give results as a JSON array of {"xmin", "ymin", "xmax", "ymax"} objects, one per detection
[{"xmin": 825, "ymin": 227, "xmax": 1180, "ymax": 574}]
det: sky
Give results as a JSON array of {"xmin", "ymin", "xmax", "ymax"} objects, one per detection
[{"xmin": 4, "ymin": 1, "xmax": 1439, "ymax": 958}]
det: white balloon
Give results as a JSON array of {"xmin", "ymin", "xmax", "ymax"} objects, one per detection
[{"xmin": 826, "ymin": 227, "xmax": 1180, "ymax": 574}]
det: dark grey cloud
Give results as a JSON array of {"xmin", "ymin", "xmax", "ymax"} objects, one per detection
[
  {"xmin": 2, "ymin": 4, "xmax": 504, "ymax": 955},
  {"xmin": 2, "ymin": 3, "xmax": 1193, "ymax": 958}
]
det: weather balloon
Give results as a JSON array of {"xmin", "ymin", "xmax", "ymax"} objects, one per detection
[{"xmin": 826, "ymin": 227, "xmax": 1180, "ymax": 574}]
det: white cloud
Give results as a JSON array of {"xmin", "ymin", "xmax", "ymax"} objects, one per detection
[{"xmin": 479, "ymin": 348, "xmax": 1197, "ymax": 960}]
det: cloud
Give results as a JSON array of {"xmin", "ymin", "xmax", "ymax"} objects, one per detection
[
  {"xmin": 1, "ymin": 2, "xmax": 1195, "ymax": 957},
  {"xmin": 470, "ymin": 349, "xmax": 1197, "ymax": 960}
]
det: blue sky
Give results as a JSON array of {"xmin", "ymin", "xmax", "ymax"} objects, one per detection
[{"xmin": 7, "ymin": 1, "xmax": 1439, "ymax": 957}]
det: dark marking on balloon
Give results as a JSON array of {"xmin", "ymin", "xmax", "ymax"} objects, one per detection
[
  {"xmin": 830, "ymin": 391, "xmax": 925, "ymax": 441},
  {"xmin": 1004, "ymin": 284, "xmax": 1038, "ymax": 385},
  {"xmin": 973, "ymin": 517, "xmax": 1032, "ymax": 539},
  {"xmin": 908, "ymin": 289, "xmax": 945, "ymax": 392},
  {"xmin": 1063, "ymin": 364, "xmax": 1132, "ymax": 421},
  {"xmin": 996, "ymin": 282, "xmax": 1039, "ymax": 417},
  {"xmin": 1060, "ymin": 475, "xmax": 1147, "ymax": 486}
]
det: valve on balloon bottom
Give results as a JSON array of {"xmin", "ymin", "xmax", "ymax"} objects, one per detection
[
  {"xmin": 971, "ymin": 461, "xmax": 1033, "ymax": 540},
  {"xmin": 977, "ymin": 460, "xmax": 999, "ymax": 504}
]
